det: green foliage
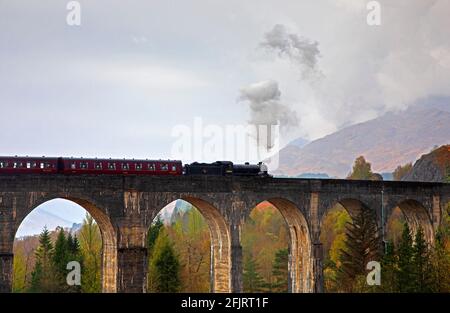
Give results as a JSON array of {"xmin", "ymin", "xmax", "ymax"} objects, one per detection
[
  {"xmin": 379, "ymin": 241, "xmax": 398, "ymax": 292},
  {"xmin": 12, "ymin": 246, "xmax": 27, "ymax": 292},
  {"xmin": 52, "ymin": 228, "xmax": 69, "ymax": 291},
  {"xmin": 271, "ymin": 248, "xmax": 289, "ymax": 293},
  {"xmin": 79, "ymin": 213, "xmax": 102, "ymax": 293},
  {"xmin": 347, "ymin": 156, "xmax": 373, "ymax": 180},
  {"xmin": 153, "ymin": 233, "xmax": 181, "ymax": 293},
  {"xmin": 243, "ymin": 253, "xmax": 266, "ymax": 292},
  {"xmin": 242, "ymin": 204, "xmax": 289, "ymax": 292},
  {"xmin": 397, "ymin": 222, "xmax": 415, "ymax": 292},
  {"xmin": 411, "ymin": 227, "xmax": 433, "ymax": 292},
  {"xmin": 148, "ymin": 216, "xmax": 163, "ymax": 253},
  {"xmin": 30, "ymin": 227, "xmax": 58, "ymax": 292}
]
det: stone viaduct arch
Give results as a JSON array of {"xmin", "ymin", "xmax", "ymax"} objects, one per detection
[
  {"xmin": 0, "ymin": 174, "xmax": 448, "ymax": 293},
  {"xmin": 243, "ymin": 197, "xmax": 313, "ymax": 293},
  {"xmin": 148, "ymin": 195, "xmax": 231, "ymax": 293}
]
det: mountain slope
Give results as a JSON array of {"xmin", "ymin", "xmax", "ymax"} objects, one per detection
[
  {"xmin": 402, "ymin": 145, "xmax": 450, "ymax": 182},
  {"xmin": 275, "ymin": 100, "xmax": 450, "ymax": 177}
]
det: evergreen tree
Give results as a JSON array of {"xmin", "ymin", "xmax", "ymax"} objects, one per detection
[
  {"xmin": 30, "ymin": 226, "xmax": 57, "ymax": 292},
  {"xmin": 397, "ymin": 222, "xmax": 415, "ymax": 292},
  {"xmin": 336, "ymin": 208, "xmax": 382, "ymax": 292},
  {"xmin": 243, "ymin": 254, "xmax": 266, "ymax": 292},
  {"xmin": 271, "ymin": 248, "xmax": 288, "ymax": 293},
  {"xmin": 148, "ymin": 216, "xmax": 164, "ymax": 253},
  {"xmin": 380, "ymin": 241, "xmax": 398, "ymax": 292},
  {"xmin": 411, "ymin": 227, "xmax": 433, "ymax": 292},
  {"xmin": 154, "ymin": 238, "xmax": 181, "ymax": 292},
  {"xmin": 52, "ymin": 228, "xmax": 69, "ymax": 291},
  {"xmin": 68, "ymin": 234, "xmax": 82, "ymax": 293}
]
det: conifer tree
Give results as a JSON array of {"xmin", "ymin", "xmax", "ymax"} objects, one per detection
[
  {"xmin": 397, "ymin": 222, "xmax": 415, "ymax": 292},
  {"xmin": 243, "ymin": 254, "xmax": 266, "ymax": 292},
  {"xmin": 412, "ymin": 227, "xmax": 433, "ymax": 292},
  {"xmin": 52, "ymin": 228, "xmax": 69, "ymax": 291},
  {"xmin": 271, "ymin": 248, "xmax": 288, "ymax": 293},
  {"xmin": 148, "ymin": 216, "xmax": 164, "ymax": 253},
  {"xmin": 154, "ymin": 239, "xmax": 181, "ymax": 292},
  {"xmin": 336, "ymin": 208, "xmax": 382, "ymax": 292},
  {"xmin": 30, "ymin": 226, "xmax": 57, "ymax": 292},
  {"xmin": 380, "ymin": 241, "xmax": 398, "ymax": 292}
]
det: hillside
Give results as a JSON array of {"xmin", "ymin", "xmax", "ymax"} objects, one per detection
[
  {"xmin": 402, "ymin": 145, "xmax": 450, "ymax": 182},
  {"xmin": 274, "ymin": 98, "xmax": 450, "ymax": 178}
]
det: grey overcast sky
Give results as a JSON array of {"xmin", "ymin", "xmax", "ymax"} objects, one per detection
[{"xmin": 1, "ymin": 0, "xmax": 450, "ymax": 161}]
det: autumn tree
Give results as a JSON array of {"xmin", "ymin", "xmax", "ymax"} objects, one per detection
[
  {"xmin": 347, "ymin": 156, "xmax": 383, "ymax": 180},
  {"xmin": 320, "ymin": 205, "xmax": 351, "ymax": 292},
  {"xmin": 79, "ymin": 213, "xmax": 102, "ymax": 293},
  {"xmin": 12, "ymin": 245, "xmax": 28, "ymax": 292},
  {"xmin": 393, "ymin": 163, "xmax": 413, "ymax": 181},
  {"xmin": 431, "ymin": 227, "xmax": 450, "ymax": 292},
  {"xmin": 170, "ymin": 207, "xmax": 210, "ymax": 292}
]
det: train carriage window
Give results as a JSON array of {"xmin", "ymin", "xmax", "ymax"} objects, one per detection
[
  {"xmin": 122, "ymin": 163, "xmax": 129, "ymax": 170},
  {"xmin": 32, "ymin": 162, "xmax": 37, "ymax": 168},
  {"xmin": 171, "ymin": 165, "xmax": 177, "ymax": 171},
  {"xmin": 161, "ymin": 164, "xmax": 168, "ymax": 171},
  {"xmin": 45, "ymin": 163, "xmax": 52, "ymax": 169},
  {"xmin": 70, "ymin": 162, "xmax": 76, "ymax": 169},
  {"xmin": 108, "ymin": 163, "xmax": 116, "ymax": 170},
  {"xmin": 95, "ymin": 162, "xmax": 102, "ymax": 170},
  {"xmin": 0, "ymin": 161, "xmax": 8, "ymax": 168},
  {"xmin": 135, "ymin": 163, "xmax": 142, "ymax": 170},
  {"xmin": 14, "ymin": 162, "xmax": 23, "ymax": 169},
  {"xmin": 26, "ymin": 162, "xmax": 31, "ymax": 169},
  {"xmin": 40, "ymin": 163, "xmax": 45, "ymax": 169},
  {"xmin": 80, "ymin": 162, "xmax": 88, "ymax": 169},
  {"xmin": 148, "ymin": 164, "xmax": 156, "ymax": 171}
]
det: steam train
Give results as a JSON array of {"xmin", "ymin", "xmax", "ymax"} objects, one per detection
[{"xmin": 0, "ymin": 156, "xmax": 269, "ymax": 177}]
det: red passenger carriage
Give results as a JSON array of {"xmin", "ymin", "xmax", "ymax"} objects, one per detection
[
  {"xmin": 0, "ymin": 156, "xmax": 182, "ymax": 176},
  {"xmin": 0, "ymin": 156, "xmax": 58, "ymax": 174},
  {"xmin": 60, "ymin": 158, "xmax": 182, "ymax": 175}
]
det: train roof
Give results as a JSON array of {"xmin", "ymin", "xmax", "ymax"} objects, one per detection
[
  {"xmin": 0, "ymin": 156, "xmax": 181, "ymax": 162},
  {"xmin": 61, "ymin": 158, "xmax": 181, "ymax": 163},
  {"xmin": 0, "ymin": 156, "xmax": 59, "ymax": 160}
]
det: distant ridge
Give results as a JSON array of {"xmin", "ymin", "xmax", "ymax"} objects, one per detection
[{"xmin": 274, "ymin": 97, "xmax": 450, "ymax": 178}]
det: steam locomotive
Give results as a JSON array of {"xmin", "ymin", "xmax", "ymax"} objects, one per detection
[{"xmin": 0, "ymin": 156, "xmax": 270, "ymax": 177}]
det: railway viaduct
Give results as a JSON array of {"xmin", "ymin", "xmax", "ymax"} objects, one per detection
[{"xmin": 0, "ymin": 174, "xmax": 449, "ymax": 293}]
